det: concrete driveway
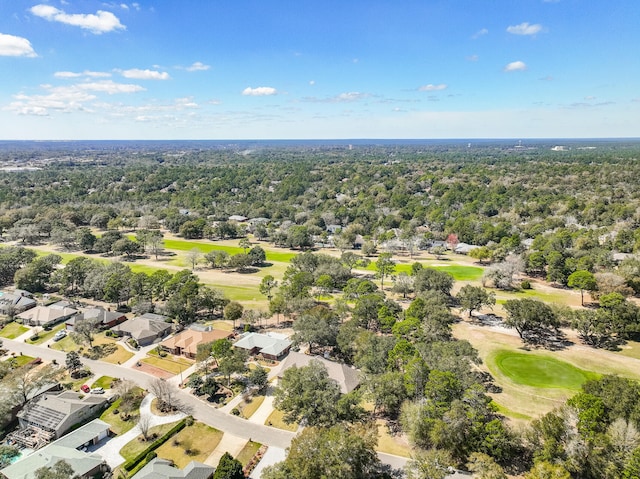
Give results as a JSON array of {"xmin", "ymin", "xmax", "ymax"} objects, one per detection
[{"xmin": 89, "ymin": 393, "xmax": 186, "ymax": 468}]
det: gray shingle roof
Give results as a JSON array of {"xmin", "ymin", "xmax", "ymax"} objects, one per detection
[
  {"xmin": 233, "ymin": 332, "xmax": 291, "ymax": 357},
  {"xmin": 115, "ymin": 315, "xmax": 172, "ymax": 342},
  {"xmin": 1, "ymin": 420, "xmax": 110, "ymax": 479},
  {"xmin": 132, "ymin": 458, "xmax": 214, "ymax": 479}
]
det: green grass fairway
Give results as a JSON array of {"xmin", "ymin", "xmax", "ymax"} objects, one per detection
[
  {"xmin": 163, "ymin": 238, "xmax": 244, "ymax": 255},
  {"xmin": 364, "ymin": 262, "xmax": 482, "ymax": 281},
  {"xmin": 432, "ymin": 265, "xmax": 484, "ymax": 281},
  {"xmin": 490, "ymin": 350, "xmax": 598, "ymax": 390}
]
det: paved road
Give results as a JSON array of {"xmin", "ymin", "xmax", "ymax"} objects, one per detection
[
  {"xmin": 2, "ymin": 338, "xmax": 296, "ymax": 449},
  {"xmin": 2, "ymin": 338, "xmax": 408, "ymax": 472}
]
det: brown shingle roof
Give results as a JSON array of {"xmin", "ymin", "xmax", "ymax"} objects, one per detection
[{"xmin": 160, "ymin": 329, "xmax": 233, "ymax": 356}]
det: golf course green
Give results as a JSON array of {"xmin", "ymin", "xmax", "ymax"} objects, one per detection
[{"xmin": 490, "ymin": 350, "xmax": 599, "ymax": 390}]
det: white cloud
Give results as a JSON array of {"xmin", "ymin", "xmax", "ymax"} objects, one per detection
[
  {"xmin": 242, "ymin": 86, "xmax": 277, "ymax": 96},
  {"xmin": 309, "ymin": 80, "xmax": 316, "ymax": 86},
  {"xmin": 77, "ymin": 80, "xmax": 145, "ymax": 94},
  {"xmin": 185, "ymin": 62, "xmax": 210, "ymax": 72},
  {"xmin": 121, "ymin": 68, "xmax": 170, "ymax": 80},
  {"xmin": 507, "ymin": 22, "xmax": 543, "ymax": 35},
  {"xmin": 419, "ymin": 84, "xmax": 448, "ymax": 92},
  {"xmin": 335, "ymin": 92, "xmax": 367, "ymax": 102},
  {"xmin": 174, "ymin": 97, "xmax": 198, "ymax": 109},
  {"xmin": 504, "ymin": 61, "xmax": 527, "ymax": 72},
  {"xmin": 472, "ymin": 28, "xmax": 488, "ymax": 39},
  {"xmin": 5, "ymin": 85, "xmax": 97, "ymax": 116},
  {"xmin": 30, "ymin": 4, "xmax": 125, "ymax": 34},
  {"xmin": 302, "ymin": 92, "xmax": 370, "ymax": 103},
  {"xmin": 0, "ymin": 33, "xmax": 37, "ymax": 57},
  {"xmin": 466, "ymin": 54, "xmax": 479, "ymax": 62},
  {"xmin": 55, "ymin": 70, "xmax": 111, "ymax": 78}
]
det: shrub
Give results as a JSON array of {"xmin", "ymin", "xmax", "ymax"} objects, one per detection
[
  {"xmin": 145, "ymin": 451, "xmax": 157, "ymax": 462},
  {"xmin": 123, "ymin": 417, "xmax": 189, "ymax": 471},
  {"xmin": 231, "ymin": 408, "xmax": 241, "ymax": 416},
  {"xmin": 521, "ymin": 279, "xmax": 532, "ymax": 289}
]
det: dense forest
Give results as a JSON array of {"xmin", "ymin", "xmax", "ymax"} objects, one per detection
[{"xmin": 2, "ymin": 140, "xmax": 640, "ymax": 478}]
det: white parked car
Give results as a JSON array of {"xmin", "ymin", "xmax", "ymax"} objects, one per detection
[
  {"xmin": 53, "ymin": 330, "xmax": 67, "ymax": 341},
  {"xmin": 90, "ymin": 387, "xmax": 105, "ymax": 394}
]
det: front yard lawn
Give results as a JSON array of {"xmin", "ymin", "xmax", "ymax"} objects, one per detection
[
  {"xmin": 50, "ymin": 332, "xmax": 127, "ymax": 362},
  {"xmin": 26, "ymin": 324, "xmax": 65, "ymax": 344},
  {"xmin": 49, "ymin": 334, "xmax": 77, "ymax": 352},
  {"xmin": 265, "ymin": 409, "xmax": 297, "ymax": 432},
  {"xmin": 375, "ymin": 420, "xmax": 411, "ymax": 457},
  {"xmin": 0, "ymin": 322, "xmax": 29, "ymax": 339},
  {"xmin": 100, "ymin": 398, "xmax": 137, "ymax": 435},
  {"xmin": 101, "ymin": 344, "xmax": 134, "ymax": 364},
  {"xmin": 4, "ymin": 354, "xmax": 36, "ymax": 367},
  {"xmin": 235, "ymin": 440, "xmax": 261, "ymax": 467},
  {"xmin": 92, "ymin": 375, "xmax": 116, "ymax": 389},
  {"xmin": 141, "ymin": 355, "xmax": 192, "ymax": 375},
  {"xmin": 239, "ymin": 394, "xmax": 265, "ymax": 419},
  {"xmin": 155, "ymin": 422, "xmax": 223, "ymax": 468},
  {"xmin": 120, "ymin": 421, "xmax": 181, "ymax": 461}
]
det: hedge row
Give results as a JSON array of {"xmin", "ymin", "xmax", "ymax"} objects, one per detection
[{"xmin": 123, "ymin": 417, "xmax": 190, "ymax": 471}]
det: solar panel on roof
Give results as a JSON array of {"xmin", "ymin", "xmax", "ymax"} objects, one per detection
[{"xmin": 23, "ymin": 405, "xmax": 66, "ymax": 431}]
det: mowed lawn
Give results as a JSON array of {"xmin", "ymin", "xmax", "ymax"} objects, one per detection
[
  {"xmin": 365, "ymin": 260, "xmax": 483, "ymax": 281},
  {"xmin": 155, "ymin": 422, "xmax": 223, "ymax": 468},
  {"xmin": 0, "ymin": 322, "xmax": 29, "ymax": 339},
  {"xmin": 488, "ymin": 350, "xmax": 599, "ymax": 391},
  {"xmin": 141, "ymin": 354, "xmax": 192, "ymax": 375},
  {"xmin": 120, "ymin": 421, "xmax": 181, "ymax": 461},
  {"xmin": 26, "ymin": 323, "xmax": 65, "ymax": 345}
]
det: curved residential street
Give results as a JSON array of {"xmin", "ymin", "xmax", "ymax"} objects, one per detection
[
  {"xmin": 2, "ymin": 338, "xmax": 296, "ymax": 449},
  {"xmin": 1, "ymin": 337, "xmax": 409, "ymax": 473}
]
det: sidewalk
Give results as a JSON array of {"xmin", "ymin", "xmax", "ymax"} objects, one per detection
[{"xmin": 120, "ymin": 342, "xmax": 155, "ymax": 368}]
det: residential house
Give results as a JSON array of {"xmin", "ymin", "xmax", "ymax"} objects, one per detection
[
  {"xmin": 278, "ymin": 352, "xmax": 361, "ymax": 394},
  {"xmin": 113, "ymin": 312, "xmax": 172, "ymax": 346},
  {"xmin": 1, "ymin": 419, "xmax": 111, "ymax": 479},
  {"xmin": 228, "ymin": 214, "xmax": 248, "ymax": 222},
  {"xmin": 454, "ymin": 243, "xmax": 480, "ymax": 255},
  {"xmin": 66, "ymin": 307, "xmax": 127, "ymax": 332},
  {"xmin": 0, "ymin": 289, "xmax": 36, "ymax": 315},
  {"xmin": 131, "ymin": 458, "xmax": 214, "ymax": 479},
  {"xmin": 160, "ymin": 328, "xmax": 233, "ymax": 359},
  {"xmin": 17, "ymin": 305, "xmax": 78, "ymax": 328},
  {"xmin": 16, "ymin": 390, "xmax": 108, "ymax": 441},
  {"xmin": 233, "ymin": 332, "xmax": 292, "ymax": 361}
]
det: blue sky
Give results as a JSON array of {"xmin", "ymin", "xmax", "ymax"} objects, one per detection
[{"xmin": 1, "ymin": 1, "xmax": 638, "ymax": 139}]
